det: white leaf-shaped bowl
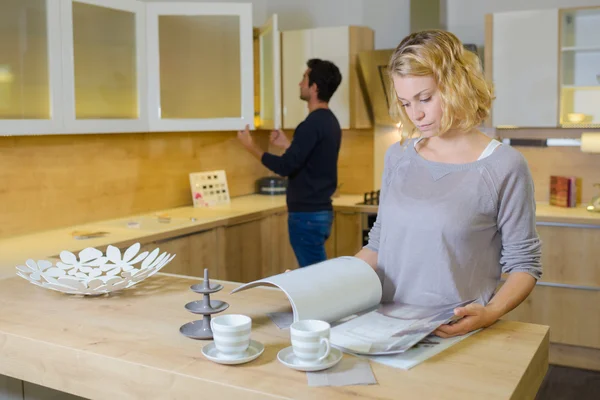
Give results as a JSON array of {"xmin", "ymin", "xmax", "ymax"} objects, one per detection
[{"xmin": 15, "ymin": 243, "xmax": 176, "ymax": 296}]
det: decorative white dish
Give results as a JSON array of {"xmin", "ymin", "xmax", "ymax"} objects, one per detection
[{"xmin": 15, "ymin": 243, "xmax": 175, "ymax": 296}]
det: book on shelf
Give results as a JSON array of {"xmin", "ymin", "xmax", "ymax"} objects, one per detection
[
  {"xmin": 550, "ymin": 175, "xmax": 582, "ymax": 207},
  {"xmin": 231, "ymin": 256, "xmax": 477, "ymax": 369}
]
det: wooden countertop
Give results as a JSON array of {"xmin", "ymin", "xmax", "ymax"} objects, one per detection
[
  {"xmin": 1, "ymin": 194, "xmax": 598, "ymax": 280},
  {"xmin": 0, "ymin": 274, "xmax": 549, "ymax": 400}
]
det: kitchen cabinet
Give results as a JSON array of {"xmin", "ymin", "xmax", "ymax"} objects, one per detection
[
  {"xmin": 60, "ymin": 0, "xmax": 148, "ymax": 133},
  {"xmin": 0, "ymin": 0, "xmax": 63, "ymax": 135},
  {"xmin": 559, "ymin": 7, "xmax": 600, "ymax": 127},
  {"xmin": 137, "ymin": 212, "xmax": 298, "ymax": 284},
  {"xmin": 0, "ymin": 375, "xmax": 22, "ymax": 400},
  {"xmin": 486, "ymin": 5, "xmax": 600, "ymax": 128},
  {"xmin": 256, "ymin": 14, "xmax": 282, "ymax": 130},
  {"xmin": 218, "ymin": 217, "xmax": 268, "ymax": 283},
  {"xmin": 0, "ymin": 1, "xmax": 255, "ymax": 135},
  {"xmin": 23, "ymin": 382, "xmax": 84, "ymax": 400},
  {"xmin": 333, "ymin": 211, "xmax": 363, "ymax": 257},
  {"xmin": 502, "ymin": 222, "xmax": 600, "ymax": 370},
  {"xmin": 267, "ymin": 211, "xmax": 299, "ymax": 274},
  {"xmin": 490, "ymin": 9, "xmax": 559, "ymax": 128},
  {"xmin": 281, "ymin": 26, "xmax": 374, "ymax": 130},
  {"xmin": 140, "ymin": 228, "xmax": 220, "ymax": 278},
  {"xmin": 146, "ymin": 2, "xmax": 254, "ymax": 132}
]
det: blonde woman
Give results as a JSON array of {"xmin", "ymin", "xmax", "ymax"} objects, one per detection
[{"xmin": 355, "ymin": 30, "xmax": 542, "ymax": 338}]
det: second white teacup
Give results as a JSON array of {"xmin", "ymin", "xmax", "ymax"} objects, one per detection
[
  {"xmin": 211, "ymin": 314, "xmax": 252, "ymax": 360},
  {"xmin": 290, "ymin": 319, "xmax": 331, "ymax": 365}
]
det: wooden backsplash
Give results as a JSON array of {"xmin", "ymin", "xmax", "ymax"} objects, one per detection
[
  {"xmin": 517, "ymin": 146, "xmax": 600, "ymax": 205},
  {"xmin": 0, "ymin": 129, "xmax": 374, "ymax": 239}
]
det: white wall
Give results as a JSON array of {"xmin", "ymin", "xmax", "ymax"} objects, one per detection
[
  {"xmin": 363, "ymin": 0, "xmax": 411, "ymax": 49},
  {"xmin": 447, "ymin": 0, "xmax": 600, "ymax": 47},
  {"xmin": 141, "ymin": 0, "xmax": 411, "ymax": 50},
  {"xmin": 263, "ymin": 0, "xmax": 411, "ymax": 50}
]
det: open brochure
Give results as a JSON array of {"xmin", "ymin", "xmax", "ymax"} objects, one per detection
[{"xmin": 230, "ymin": 256, "xmax": 475, "ymax": 355}]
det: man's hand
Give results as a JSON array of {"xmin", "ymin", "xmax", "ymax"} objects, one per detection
[
  {"xmin": 237, "ymin": 124, "xmax": 254, "ymax": 149},
  {"xmin": 269, "ymin": 129, "xmax": 291, "ymax": 150},
  {"xmin": 237, "ymin": 124, "xmax": 264, "ymax": 160},
  {"xmin": 433, "ymin": 303, "xmax": 498, "ymax": 338}
]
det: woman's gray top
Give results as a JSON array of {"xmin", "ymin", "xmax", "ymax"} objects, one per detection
[{"xmin": 365, "ymin": 139, "xmax": 542, "ymax": 305}]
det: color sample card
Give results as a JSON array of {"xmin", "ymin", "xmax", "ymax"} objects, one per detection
[{"xmin": 189, "ymin": 170, "xmax": 231, "ymax": 207}]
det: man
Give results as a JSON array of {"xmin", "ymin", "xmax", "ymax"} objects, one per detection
[{"xmin": 237, "ymin": 58, "xmax": 342, "ymax": 268}]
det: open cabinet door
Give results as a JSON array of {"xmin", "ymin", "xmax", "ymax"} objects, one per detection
[{"xmin": 258, "ymin": 14, "xmax": 281, "ymax": 130}]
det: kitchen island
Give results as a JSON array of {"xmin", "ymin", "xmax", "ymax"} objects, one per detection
[{"xmin": 0, "ymin": 273, "xmax": 549, "ymax": 400}]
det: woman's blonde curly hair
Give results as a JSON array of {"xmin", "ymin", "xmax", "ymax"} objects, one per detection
[{"xmin": 388, "ymin": 30, "xmax": 494, "ymax": 139}]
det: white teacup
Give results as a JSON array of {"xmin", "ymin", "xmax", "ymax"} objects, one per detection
[
  {"xmin": 210, "ymin": 314, "xmax": 252, "ymax": 360},
  {"xmin": 290, "ymin": 319, "xmax": 331, "ymax": 365}
]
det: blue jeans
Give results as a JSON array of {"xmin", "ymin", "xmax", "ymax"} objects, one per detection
[{"xmin": 288, "ymin": 211, "xmax": 334, "ymax": 268}]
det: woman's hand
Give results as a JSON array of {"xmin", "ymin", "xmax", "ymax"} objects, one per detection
[{"xmin": 433, "ymin": 303, "xmax": 499, "ymax": 338}]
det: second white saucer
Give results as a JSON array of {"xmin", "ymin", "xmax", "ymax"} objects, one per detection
[
  {"xmin": 202, "ymin": 339, "xmax": 264, "ymax": 365},
  {"xmin": 277, "ymin": 346, "xmax": 343, "ymax": 372}
]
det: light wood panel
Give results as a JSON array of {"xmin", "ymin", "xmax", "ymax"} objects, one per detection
[
  {"xmin": 267, "ymin": 212, "xmax": 299, "ymax": 274},
  {"xmin": 0, "ymin": 128, "xmax": 374, "ymax": 240},
  {"xmin": 220, "ymin": 217, "xmax": 265, "ymax": 283},
  {"xmin": 334, "ymin": 211, "xmax": 363, "ymax": 257},
  {"xmin": 537, "ymin": 224, "xmax": 600, "ymax": 287},
  {"xmin": 141, "ymin": 229, "xmax": 219, "ymax": 279},
  {"xmin": 550, "ymin": 343, "xmax": 600, "ymax": 372},
  {"xmin": 503, "ymin": 285, "xmax": 600, "ymax": 349},
  {"xmin": 349, "ymin": 26, "xmax": 374, "ymax": 129},
  {"xmin": 0, "ymin": 275, "xmax": 549, "ymax": 400},
  {"xmin": 0, "ymin": 131, "xmax": 270, "ymax": 239},
  {"xmin": 338, "ymin": 129, "xmax": 374, "ymax": 194},
  {"xmin": 516, "ymin": 145, "xmax": 600, "ymax": 204},
  {"xmin": 325, "ymin": 216, "xmax": 336, "ymax": 259},
  {"xmin": 484, "ymin": 14, "xmax": 493, "ymax": 128}
]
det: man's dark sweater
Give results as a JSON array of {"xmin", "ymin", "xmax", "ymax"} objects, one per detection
[{"xmin": 261, "ymin": 108, "xmax": 341, "ymax": 212}]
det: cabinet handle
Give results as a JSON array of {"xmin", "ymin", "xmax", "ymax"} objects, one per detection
[{"xmin": 536, "ymin": 222, "xmax": 600, "ymax": 229}]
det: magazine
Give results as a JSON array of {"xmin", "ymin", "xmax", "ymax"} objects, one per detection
[{"xmin": 230, "ymin": 256, "xmax": 475, "ymax": 356}]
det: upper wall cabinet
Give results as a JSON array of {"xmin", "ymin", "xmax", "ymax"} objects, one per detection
[
  {"xmin": 256, "ymin": 14, "xmax": 281, "ymax": 130},
  {"xmin": 559, "ymin": 7, "xmax": 600, "ymax": 127},
  {"xmin": 145, "ymin": 2, "xmax": 254, "ymax": 132},
  {"xmin": 0, "ymin": 0, "xmax": 63, "ymax": 135},
  {"xmin": 282, "ymin": 26, "xmax": 374, "ymax": 130},
  {"xmin": 487, "ymin": 6, "xmax": 600, "ymax": 129},
  {"xmin": 491, "ymin": 9, "xmax": 559, "ymax": 128},
  {"xmin": 60, "ymin": 0, "xmax": 148, "ymax": 133}
]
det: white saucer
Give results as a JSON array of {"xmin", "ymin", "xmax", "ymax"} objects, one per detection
[
  {"xmin": 201, "ymin": 339, "xmax": 264, "ymax": 365},
  {"xmin": 277, "ymin": 346, "xmax": 343, "ymax": 372}
]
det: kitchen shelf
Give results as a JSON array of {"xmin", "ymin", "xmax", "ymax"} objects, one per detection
[
  {"xmin": 561, "ymin": 85, "xmax": 600, "ymax": 90},
  {"xmin": 561, "ymin": 46, "xmax": 600, "ymax": 52}
]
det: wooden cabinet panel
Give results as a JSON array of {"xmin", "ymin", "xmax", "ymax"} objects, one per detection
[
  {"xmin": 267, "ymin": 212, "xmax": 299, "ymax": 274},
  {"xmin": 537, "ymin": 224, "xmax": 600, "ymax": 287},
  {"xmin": 325, "ymin": 217, "xmax": 336, "ymax": 259},
  {"xmin": 220, "ymin": 218, "xmax": 266, "ymax": 283},
  {"xmin": 23, "ymin": 381, "xmax": 84, "ymax": 400},
  {"xmin": 141, "ymin": 229, "xmax": 219, "ymax": 279},
  {"xmin": 334, "ymin": 211, "xmax": 362, "ymax": 257},
  {"xmin": 0, "ymin": 375, "xmax": 22, "ymax": 400},
  {"xmin": 503, "ymin": 284, "xmax": 600, "ymax": 349}
]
